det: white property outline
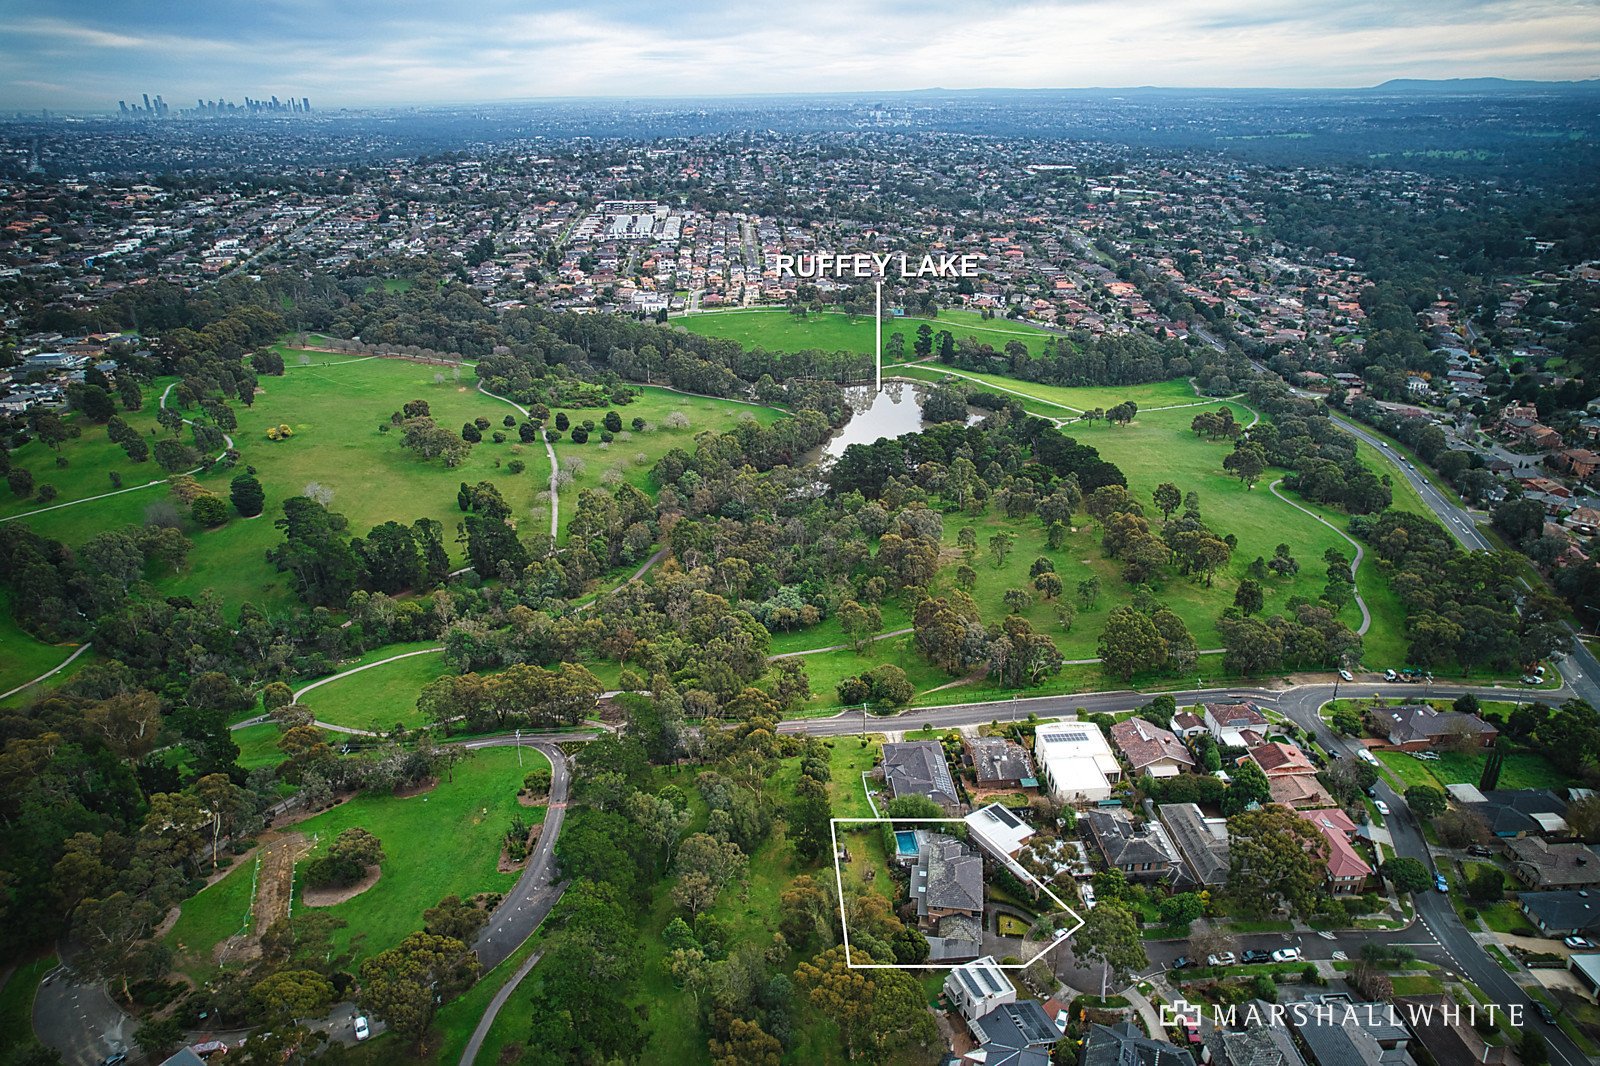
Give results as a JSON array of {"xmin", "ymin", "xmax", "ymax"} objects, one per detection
[{"xmin": 829, "ymin": 816, "xmax": 1085, "ymax": 970}]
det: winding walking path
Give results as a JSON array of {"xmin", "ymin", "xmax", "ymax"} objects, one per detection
[
  {"xmin": 1267, "ymin": 478, "xmax": 1371, "ymax": 635},
  {"xmin": 474, "ymin": 382, "xmax": 559, "ymax": 540},
  {"xmin": 0, "ymin": 642, "xmax": 93, "ymax": 702}
]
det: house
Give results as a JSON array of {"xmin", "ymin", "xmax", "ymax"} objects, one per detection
[
  {"xmin": 1169, "ymin": 711, "xmax": 1208, "ymax": 740},
  {"xmin": 1110, "ymin": 718, "xmax": 1195, "ymax": 778},
  {"xmin": 913, "ymin": 831, "xmax": 984, "ymax": 957},
  {"xmin": 881, "ymin": 741, "xmax": 960, "ymax": 812},
  {"xmin": 1081, "ymin": 808, "xmax": 1182, "ymax": 882},
  {"xmin": 1268, "ymin": 772, "xmax": 1336, "ymax": 809},
  {"xmin": 1080, "ymin": 1022, "xmax": 1195, "ymax": 1066},
  {"xmin": 1571, "ymin": 953, "xmax": 1600, "ymax": 1003},
  {"xmin": 1291, "ymin": 1001, "xmax": 1416, "ymax": 1066},
  {"xmin": 945, "ymin": 955, "xmax": 1015, "ymax": 1022},
  {"xmin": 963, "ymin": 1000, "xmax": 1064, "ymax": 1066},
  {"xmin": 1217, "ymin": 1020, "xmax": 1309, "ymax": 1066},
  {"xmin": 1462, "ymin": 789, "xmax": 1569, "ymax": 837},
  {"xmin": 158, "ymin": 1050, "xmax": 208, "ymax": 1066},
  {"xmin": 964, "ymin": 736, "xmax": 1038, "ymax": 790},
  {"xmin": 1244, "ymin": 741, "xmax": 1317, "ymax": 778},
  {"xmin": 1518, "ymin": 889, "xmax": 1600, "ymax": 938},
  {"xmin": 1506, "ymin": 838, "xmax": 1600, "ymax": 889},
  {"xmin": 1392, "ymin": 995, "xmax": 1511, "ymax": 1066},
  {"xmin": 1201, "ymin": 701, "xmax": 1271, "ymax": 748},
  {"xmin": 966, "ymin": 802, "xmax": 1036, "ymax": 864},
  {"xmin": 1556, "ymin": 448, "xmax": 1600, "ymax": 480},
  {"xmin": 1160, "ymin": 803, "xmax": 1231, "ymax": 886},
  {"xmin": 1033, "ymin": 722, "xmax": 1122, "ymax": 804},
  {"xmin": 1382, "ymin": 705, "xmax": 1498, "ymax": 750},
  {"xmin": 1298, "ymin": 808, "xmax": 1373, "ymax": 893}
]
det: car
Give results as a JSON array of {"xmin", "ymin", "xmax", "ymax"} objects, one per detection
[
  {"xmin": 1358, "ymin": 749, "xmax": 1380, "ymax": 766},
  {"xmin": 1271, "ymin": 947, "xmax": 1301, "ymax": 963},
  {"xmin": 1435, "ymin": 874, "xmax": 1449, "ymax": 893},
  {"xmin": 1080, "ymin": 884, "xmax": 1096, "ymax": 910},
  {"xmin": 98, "ymin": 1055, "xmax": 127, "ymax": 1066},
  {"xmin": 1338, "ymin": 669, "xmax": 1354, "ymax": 681},
  {"xmin": 1179, "ymin": 1019, "xmax": 1203, "ymax": 1044},
  {"xmin": 1521, "ymin": 675, "xmax": 1542, "ymax": 685},
  {"xmin": 1171, "ymin": 955, "xmax": 1191, "ymax": 970},
  {"xmin": 1242, "ymin": 949, "xmax": 1271, "ymax": 964},
  {"xmin": 354, "ymin": 1017, "xmax": 371, "ymax": 1041},
  {"xmin": 1534, "ymin": 1001, "xmax": 1557, "ymax": 1024},
  {"xmin": 1467, "ymin": 845, "xmax": 1495, "ymax": 857},
  {"xmin": 1381, "ymin": 442, "xmax": 1389, "ymax": 449},
  {"xmin": 1206, "ymin": 952, "xmax": 1236, "ymax": 967},
  {"xmin": 1564, "ymin": 935, "xmax": 1593, "ymax": 949},
  {"xmin": 1384, "ymin": 668, "xmax": 1398, "ymax": 681},
  {"xmin": 1536, "ymin": 665, "xmax": 1547, "ymax": 677},
  {"xmin": 1414, "ymin": 751, "xmax": 1440, "ymax": 761},
  {"xmin": 1374, "ymin": 799, "xmax": 1390, "ymax": 816}
]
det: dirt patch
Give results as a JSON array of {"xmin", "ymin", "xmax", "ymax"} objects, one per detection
[
  {"xmin": 498, "ymin": 824, "xmax": 543, "ymax": 873},
  {"xmin": 517, "ymin": 791, "xmax": 548, "ymax": 808},
  {"xmin": 301, "ymin": 864, "xmax": 381, "ymax": 908},
  {"xmin": 214, "ymin": 832, "xmax": 309, "ymax": 967}
]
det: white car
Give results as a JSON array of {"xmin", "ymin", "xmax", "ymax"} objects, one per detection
[
  {"xmin": 1081, "ymin": 884, "xmax": 1097, "ymax": 909},
  {"xmin": 1564, "ymin": 935, "xmax": 1593, "ymax": 949},
  {"xmin": 1271, "ymin": 947, "xmax": 1301, "ymax": 963},
  {"xmin": 1206, "ymin": 952, "xmax": 1237, "ymax": 967},
  {"xmin": 1338, "ymin": 669, "xmax": 1353, "ymax": 682},
  {"xmin": 354, "ymin": 1017, "xmax": 371, "ymax": 1041},
  {"xmin": 1374, "ymin": 799, "xmax": 1390, "ymax": 816}
]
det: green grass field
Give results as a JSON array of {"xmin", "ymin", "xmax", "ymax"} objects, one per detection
[
  {"xmin": 298, "ymin": 648, "xmax": 450, "ymax": 732},
  {"xmin": 1377, "ymin": 745, "xmax": 1571, "ymax": 793},
  {"xmin": 167, "ymin": 746, "xmax": 546, "ymax": 980},
  {"xmin": 0, "ymin": 954, "xmax": 55, "ymax": 1061},
  {"xmin": 676, "ymin": 307, "xmax": 1060, "ymax": 361},
  {"xmin": 537, "ymin": 385, "xmax": 785, "ymax": 544},
  {"xmin": 0, "ymin": 594, "xmax": 82, "ymax": 695}
]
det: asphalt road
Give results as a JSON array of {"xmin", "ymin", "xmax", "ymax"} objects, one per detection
[{"xmin": 33, "ymin": 966, "xmax": 137, "ymax": 1066}]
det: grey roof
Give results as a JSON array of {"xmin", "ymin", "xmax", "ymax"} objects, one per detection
[
  {"xmin": 1080, "ymin": 1022, "xmax": 1195, "ymax": 1066},
  {"xmin": 1520, "ymin": 889, "xmax": 1600, "ymax": 934},
  {"xmin": 916, "ymin": 833, "xmax": 983, "ymax": 917},
  {"xmin": 1464, "ymin": 789, "xmax": 1567, "ymax": 836},
  {"xmin": 1160, "ymin": 803, "xmax": 1231, "ymax": 886},
  {"xmin": 1293, "ymin": 1004, "xmax": 1414, "ymax": 1066},
  {"xmin": 1385, "ymin": 705, "xmax": 1497, "ymax": 745},
  {"xmin": 159, "ymin": 1050, "xmax": 208, "ymax": 1066},
  {"xmin": 1083, "ymin": 808, "xmax": 1182, "ymax": 873},
  {"xmin": 1219, "ymin": 1024, "xmax": 1308, "ymax": 1066},
  {"xmin": 883, "ymin": 741, "xmax": 959, "ymax": 806},
  {"xmin": 971, "ymin": 1000, "xmax": 1063, "ymax": 1066},
  {"xmin": 967, "ymin": 736, "xmax": 1036, "ymax": 784},
  {"xmin": 1507, "ymin": 837, "xmax": 1600, "ymax": 888}
]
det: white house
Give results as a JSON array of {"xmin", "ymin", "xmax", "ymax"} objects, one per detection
[
  {"xmin": 944, "ymin": 955, "xmax": 1016, "ymax": 1023},
  {"xmin": 1200, "ymin": 701, "xmax": 1271, "ymax": 748},
  {"xmin": 1033, "ymin": 722, "xmax": 1121, "ymax": 804}
]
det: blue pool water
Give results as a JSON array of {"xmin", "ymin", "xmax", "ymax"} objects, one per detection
[{"xmin": 895, "ymin": 831, "xmax": 918, "ymax": 856}]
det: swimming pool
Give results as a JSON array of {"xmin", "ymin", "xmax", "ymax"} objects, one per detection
[{"xmin": 895, "ymin": 830, "xmax": 918, "ymax": 857}]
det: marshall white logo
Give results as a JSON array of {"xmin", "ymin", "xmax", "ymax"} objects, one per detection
[
  {"xmin": 775, "ymin": 251, "xmax": 982, "ymax": 280},
  {"xmin": 1158, "ymin": 1000, "xmax": 1525, "ymax": 1030}
]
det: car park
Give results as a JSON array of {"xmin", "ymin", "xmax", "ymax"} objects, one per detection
[
  {"xmin": 1271, "ymin": 948, "xmax": 1301, "ymax": 962},
  {"xmin": 1242, "ymin": 949, "xmax": 1271, "ymax": 964},
  {"xmin": 1206, "ymin": 952, "xmax": 1236, "ymax": 967},
  {"xmin": 1374, "ymin": 799, "xmax": 1390, "ymax": 816},
  {"xmin": 1435, "ymin": 874, "xmax": 1449, "ymax": 893},
  {"xmin": 354, "ymin": 1017, "xmax": 371, "ymax": 1041}
]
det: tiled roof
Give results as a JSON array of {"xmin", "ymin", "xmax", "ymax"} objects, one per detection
[{"xmin": 1110, "ymin": 718, "xmax": 1196, "ymax": 771}]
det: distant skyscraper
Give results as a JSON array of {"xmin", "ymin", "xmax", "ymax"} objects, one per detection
[
  {"xmin": 303, "ymin": 97, "xmax": 311, "ymax": 112},
  {"xmin": 142, "ymin": 92, "xmax": 151, "ymax": 112}
]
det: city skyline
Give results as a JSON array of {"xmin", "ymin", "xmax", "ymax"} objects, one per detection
[{"xmin": 2, "ymin": 0, "xmax": 1599, "ymax": 110}]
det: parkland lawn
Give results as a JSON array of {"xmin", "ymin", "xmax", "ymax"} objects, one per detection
[
  {"xmin": 166, "ymin": 746, "xmax": 546, "ymax": 981},
  {"xmin": 676, "ymin": 306, "xmax": 1061, "ymax": 361},
  {"xmin": 298, "ymin": 647, "xmax": 451, "ymax": 731}
]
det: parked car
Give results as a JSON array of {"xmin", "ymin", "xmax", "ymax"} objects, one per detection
[
  {"xmin": 1171, "ymin": 956, "xmax": 1191, "ymax": 970},
  {"xmin": 1534, "ymin": 1001, "xmax": 1557, "ymax": 1024},
  {"xmin": 1242, "ymin": 949, "xmax": 1271, "ymax": 964},
  {"xmin": 1521, "ymin": 675, "xmax": 1542, "ymax": 685},
  {"xmin": 1413, "ymin": 751, "xmax": 1440, "ymax": 761},
  {"xmin": 1384, "ymin": 668, "xmax": 1398, "ymax": 681},
  {"xmin": 1467, "ymin": 845, "xmax": 1495, "ymax": 857},
  {"xmin": 1179, "ymin": 1019, "xmax": 1203, "ymax": 1044},
  {"xmin": 354, "ymin": 1017, "xmax": 371, "ymax": 1041},
  {"xmin": 1374, "ymin": 799, "xmax": 1390, "ymax": 816},
  {"xmin": 1338, "ymin": 669, "xmax": 1354, "ymax": 681},
  {"xmin": 1271, "ymin": 947, "xmax": 1301, "ymax": 963},
  {"xmin": 1081, "ymin": 884, "xmax": 1096, "ymax": 910},
  {"xmin": 1358, "ymin": 749, "xmax": 1380, "ymax": 766},
  {"xmin": 1564, "ymin": 935, "xmax": 1593, "ymax": 949},
  {"xmin": 1435, "ymin": 874, "xmax": 1449, "ymax": 893},
  {"xmin": 1206, "ymin": 952, "xmax": 1237, "ymax": 967},
  {"xmin": 98, "ymin": 1055, "xmax": 127, "ymax": 1066}
]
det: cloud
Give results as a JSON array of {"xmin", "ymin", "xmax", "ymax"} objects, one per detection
[{"xmin": 0, "ymin": 0, "xmax": 1596, "ymax": 109}]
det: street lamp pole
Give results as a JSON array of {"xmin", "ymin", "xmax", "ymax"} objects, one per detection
[
  {"xmin": 875, "ymin": 278, "xmax": 883, "ymax": 392},
  {"xmin": 515, "ymin": 728, "xmax": 522, "ymax": 767}
]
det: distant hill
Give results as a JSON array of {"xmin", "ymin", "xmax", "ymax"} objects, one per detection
[{"xmin": 1369, "ymin": 77, "xmax": 1600, "ymax": 94}]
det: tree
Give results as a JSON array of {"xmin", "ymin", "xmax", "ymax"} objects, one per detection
[
  {"xmin": 837, "ymin": 599, "xmax": 883, "ymax": 654},
  {"xmin": 1071, "ymin": 901, "xmax": 1148, "ymax": 996},
  {"xmin": 1381, "ymin": 856, "xmax": 1431, "ymax": 895},
  {"xmin": 191, "ymin": 494, "xmax": 229, "ymax": 527},
  {"xmin": 1223, "ymin": 443, "xmax": 1267, "ymax": 488},
  {"xmin": 305, "ymin": 827, "xmax": 385, "ymax": 888},
  {"xmin": 358, "ymin": 931, "xmax": 480, "ymax": 1051},
  {"xmin": 1522, "ymin": 1030, "xmax": 1549, "ymax": 1066},
  {"xmin": 709, "ymin": 1017, "xmax": 783, "ymax": 1066},
  {"xmin": 1567, "ymin": 795, "xmax": 1600, "ymax": 844},
  {"xmin": 1222, "ymin": 759, "xmax": 1271, "ymax": 816},
  {"xmin": 1234, "ymin": 579, "xmax": 1264, "ymax": 617},
  {"xmin": 1330, "ymin": 705, "xmax": 1365, "ymax": 737},
  {"xmin": 230, "ymin": 472, "xmax": 265, "ymax": 517},
  {"xmin": 72, "ymin": 891, "xmax": 161, "ymax": 1002},
  {"xmin": 1153, "ymin": 482, "xmax": 1182, "ymax": 520},
  {"xmin": 989, "ymin": 531, "xmax": 1016, "ymax": 568},
  {"xmin": 1404, "ymin": 785, "xmax": 1446, "ymax": 819},
  {"xmin": 153, "ymin": 438, "xmax": 199, "ymax": 473},
  {"xmin": 795, "ymin": 945, "xmax": 937, "ymax": 1059},
  {"xmin": 7, "ymin": 468, "xmax": 33, "ymax": 498},
  {"xmin": 423, "ymin": 895, "xmax": 489, "ymax": 943},
  {"xmin": 1097, "ymin": 606, "xmax": 1167, "ymax": 680},
  {"xmin": 1226, "ymin": 805, "xmax": 1327, "ymax": 918},
  {"xmin": 252, "ymin": 969, "xmax": 335, "ymax": 1017},
  {"xmin": 1465, "ymin": 865, "xmax": 1505, "ymax": 902}
]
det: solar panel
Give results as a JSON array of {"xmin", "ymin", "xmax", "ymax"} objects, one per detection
[{"xmin": 987, "ymin": 804, "xmax": 1023, "ymax": 828}]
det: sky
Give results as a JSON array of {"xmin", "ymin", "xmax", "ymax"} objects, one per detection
[{"xmin": 2, "ymin": 0, "xmax": 1598, "ymax": 111}]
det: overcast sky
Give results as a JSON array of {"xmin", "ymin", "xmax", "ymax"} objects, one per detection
[{"xmin": 3, "ymin": 0, "xmax": 1598, "ymax": 110}]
